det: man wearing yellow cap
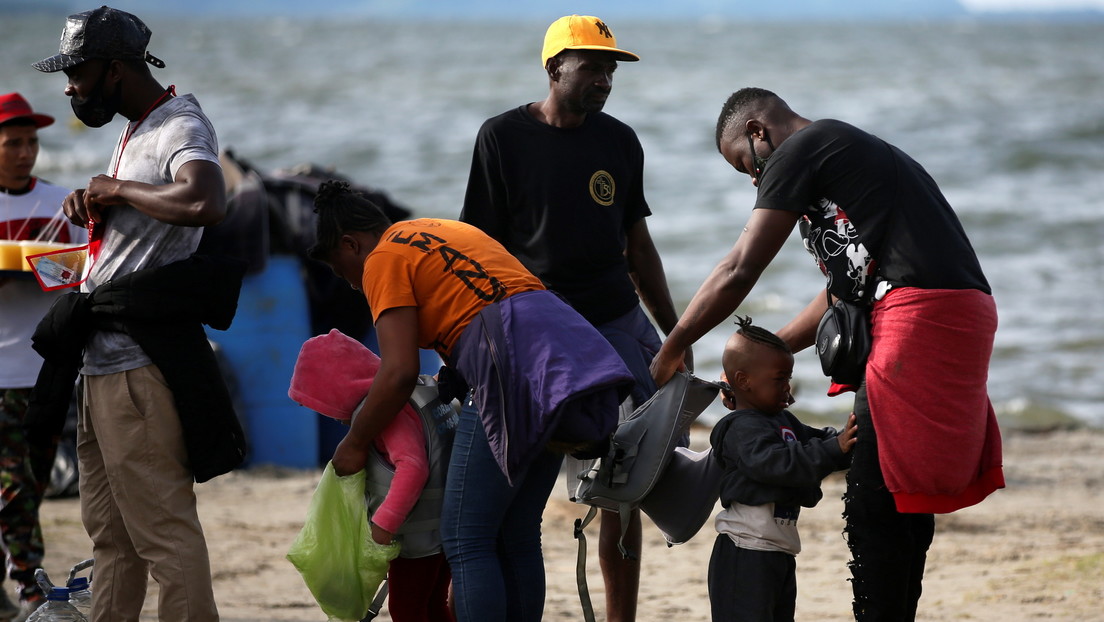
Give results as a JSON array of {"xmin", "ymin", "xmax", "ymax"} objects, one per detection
[{"xmin": 460, "ymin": 14, "xmax": 685, "ymax": 622}]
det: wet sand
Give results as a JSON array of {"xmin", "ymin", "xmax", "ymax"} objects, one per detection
[{"xmin": 38, "ymin": 428, "xmax": 1104, "ymax": 621}]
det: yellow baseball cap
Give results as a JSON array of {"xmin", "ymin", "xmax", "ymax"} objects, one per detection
[{"xmin": 541, "ymin": 15, "xmax": 640, "ymax": 68}]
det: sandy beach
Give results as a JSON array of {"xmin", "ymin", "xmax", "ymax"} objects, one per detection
[{"xmin": 38, "ymin": 427, "xmax": 1103, "ymax": 621}]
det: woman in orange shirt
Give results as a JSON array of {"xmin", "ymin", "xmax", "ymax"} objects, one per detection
[{"xmin": 310, "ymin": 181, "xmax": 632, "ymax": 622}]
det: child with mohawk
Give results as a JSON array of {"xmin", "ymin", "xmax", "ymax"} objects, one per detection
[{"xmin": 708, "ymin": 317, "xmax": 856, "ymax": 622}]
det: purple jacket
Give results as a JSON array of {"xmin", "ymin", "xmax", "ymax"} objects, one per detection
[{"xmin": 452, "ymin": 290, "xmax": 633, "ymax": 483}]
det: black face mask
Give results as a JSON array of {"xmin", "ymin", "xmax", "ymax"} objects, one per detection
[
  {"xmin": 70, "ymin": 63, "xmax": 120, "ymax": 128},
  {"xmin": 746, "ymin": 131, "xmax": 777, "ymax": 179}
]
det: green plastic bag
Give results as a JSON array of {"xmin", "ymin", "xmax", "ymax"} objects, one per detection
[{"xmin": 287, "ymin": 462, "xmax": 400, "ymax": 621}]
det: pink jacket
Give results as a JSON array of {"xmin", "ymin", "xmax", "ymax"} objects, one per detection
[{"xmin": 289, "ymin": 329, "xmax": 429, "ymax": 533}]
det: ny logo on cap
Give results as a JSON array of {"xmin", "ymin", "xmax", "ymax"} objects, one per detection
[{"xmin": 594, "ymin": 19, "xmax": 613, "ymax": 39}]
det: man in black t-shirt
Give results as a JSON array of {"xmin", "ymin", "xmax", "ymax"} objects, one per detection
[
  {"xmin": 460, "ymin": 15, "xmax": 685, "ymax": 622},
  {"xmin": 651, "ymin": 88, "xmax": 1002, "ymax": 621}
]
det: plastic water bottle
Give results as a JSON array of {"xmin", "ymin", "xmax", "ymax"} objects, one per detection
[
  {"xmin": 65, "ymin": 577, "xmax": 91, "ymax": 618},
  {"xmin": 25, "ymin": 587, "xmax": 87, "ymax": 621}
]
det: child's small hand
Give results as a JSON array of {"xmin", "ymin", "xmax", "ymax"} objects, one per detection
[
  {"xmin": 370, "ymin": 522, "xmax": 394, "ymax": 546},
  {"xmin": 838, "ymin": 413, "xmax": 858, "ymax": 454},
  {"xmin": 720, "ymin": 372, "xmax": 737, "ymax": 410}
]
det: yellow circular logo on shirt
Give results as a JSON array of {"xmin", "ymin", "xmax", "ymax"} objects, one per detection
[{"xmin": 589, "ymin": 170, "xmax": 615, "ymax": 206}]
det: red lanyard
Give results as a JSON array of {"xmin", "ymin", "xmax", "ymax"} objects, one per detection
[
  {"xmin": 91, "ymin": 85, "xmax": 176, "ymax": 252},
  {"xmin": 111, "ymin": 85, "xmax": 175, "ymax": 179}
]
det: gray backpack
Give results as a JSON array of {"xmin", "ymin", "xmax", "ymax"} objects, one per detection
[
  {"xmin": 639, "ymin": 445, "xmax": 724, "ymax": 546},
  {"xmin": 566, "ymin": 371, "xmax": 721, "ymax": 622},
  {"xmin": 568, "ymin": 371, "xmax": 722, "ymax": 549},
  {"xmin": 362, "ymin": 375, "xmax": 457, "ymax": 559}
]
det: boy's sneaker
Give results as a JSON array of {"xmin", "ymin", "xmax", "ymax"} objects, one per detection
[{"xmin": 0, "ymin": 590, "xmax": 19, "ymax": 622}]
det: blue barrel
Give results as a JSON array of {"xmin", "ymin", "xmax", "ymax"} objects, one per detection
[{"xmin": 210, "ymin": 255, "xmax": 316, "ymax": 468}]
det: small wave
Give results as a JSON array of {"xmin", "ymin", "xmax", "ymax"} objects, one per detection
[{"xmin": 995, "ymin": 398, "xmax": 1088, "ymax": 432}]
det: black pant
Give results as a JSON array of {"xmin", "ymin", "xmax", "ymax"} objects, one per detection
[
  {"xmin": 708, "ymin": 534, "xmax": 796, "ymax": 622},
  {"xmin": 844, "ymin": 384, "xmax": 935, "ymax": 621}
]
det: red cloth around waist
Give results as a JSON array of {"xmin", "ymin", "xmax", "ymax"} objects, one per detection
[{"xmin": 866, "ymin": 287, "xmax": 1005, "ymax": 514}]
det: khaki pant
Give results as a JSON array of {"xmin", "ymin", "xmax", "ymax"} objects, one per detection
[{"xmin": 79, "ymin": 365, "xmax": 219, "ymax": 622}]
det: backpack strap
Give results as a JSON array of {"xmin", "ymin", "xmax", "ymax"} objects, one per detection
[
  {"xmin": 573, "ymin": 505, "xmax": 600, "ymax": 622},
  {"xmin": 360, "ymin": 580, "xmax": 388, "ymax": 621},
  {"xmin": 616, "ymin": 502, "xmax": 635, "ymax": 560}
]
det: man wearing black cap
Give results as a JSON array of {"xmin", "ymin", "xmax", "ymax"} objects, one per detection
[
  {"xmin": 33, "ymin": 6, "xmax": 226, "ymax": 621},
  {"xmin": 459, "ymin": 15, "xmax": 685, "ymax": 622},
  {"xmin": 0, "ymin": 92, "xmax": 81, "ymax": 622}
]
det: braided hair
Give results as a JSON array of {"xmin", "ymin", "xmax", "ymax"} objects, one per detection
[
  {"xmin": 734, "ymin": 315, "xmax": 791, "ymax": 354},
  {"xmin": 308, "ymin": 179, "xmax": 392, "ymax": 262}
]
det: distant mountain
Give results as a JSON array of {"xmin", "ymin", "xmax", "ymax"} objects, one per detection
[
  {"xmin": 1, "ymin": 0, "xmax": 72, "ymax": 14},
  {"xmin": 8, "ymin": 0, "xmax": 972, "ymax": 20},
  {"xmin": 8, "ymin": 0, "xmax": 1101, "ymax": 20}
]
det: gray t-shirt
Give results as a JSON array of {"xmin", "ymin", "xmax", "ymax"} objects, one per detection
[{"xmin": 81, "ymin": 93, "xmax": 220, "ymax": 375}]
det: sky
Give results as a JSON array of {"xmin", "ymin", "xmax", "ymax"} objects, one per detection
[{"xmin": 961, "ymin": 0, "xmax": 1104, "ymax": 9}]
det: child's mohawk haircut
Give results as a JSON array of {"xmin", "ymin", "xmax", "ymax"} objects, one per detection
[{"xmin": 734, "ymin": 315, "xmax": 791, "ymax": 354}]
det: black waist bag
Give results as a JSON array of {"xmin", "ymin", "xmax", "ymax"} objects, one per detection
[{"xmin": 816, "ymin": 297, "xmax": 871, "ymax": 386}]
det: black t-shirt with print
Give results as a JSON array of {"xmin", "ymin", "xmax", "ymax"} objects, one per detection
[
  {"xmin": 460, "ymin": 105, "xmax": 650, "ymax": 325},
  {"xmin": 755, "ymin": 119, "xmax": 990, "ymax": 302}
]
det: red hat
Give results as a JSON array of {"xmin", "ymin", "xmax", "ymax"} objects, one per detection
[{"xmin": 0, "ymin": 93, "xmax": 54, "ymax": 129}]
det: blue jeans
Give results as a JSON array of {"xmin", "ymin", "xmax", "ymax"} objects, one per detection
[
  {"xmin": 595, "ymin": 305, "xmax": 662, "ymax": 409},
  {"xmin": 440, "ymin": 398, "xmax": 564, "ymax": 622}
]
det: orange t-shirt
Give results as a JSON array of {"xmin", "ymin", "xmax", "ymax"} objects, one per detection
[{"xmin": 362, "ymin": 219, "xmax": 545, "ymax": 357}]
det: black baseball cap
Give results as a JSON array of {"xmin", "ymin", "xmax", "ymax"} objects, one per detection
[{"xmin": 32, "ymin": 5, "xmax": 165, "ymax": 73}]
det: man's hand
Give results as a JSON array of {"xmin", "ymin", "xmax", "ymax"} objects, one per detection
[
  {"xmin": 64, "ymin": 175, "xmax": 134, "ymax": 227},
  {"xmin": 649, "ymin": 344, "xmax": 686, "ymax": 387},
  {"xmin": 63, "ymin": 189, "xmax": 102, "ymax": 227},
  {"xmin": 83, "ymin": 174, "xmax": 129, "ymax": 208}
]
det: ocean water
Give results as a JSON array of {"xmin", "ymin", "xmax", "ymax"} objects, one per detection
[{"xmin": 3, "ymin": 15, "xmax": 1103, "ymax": 428}]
